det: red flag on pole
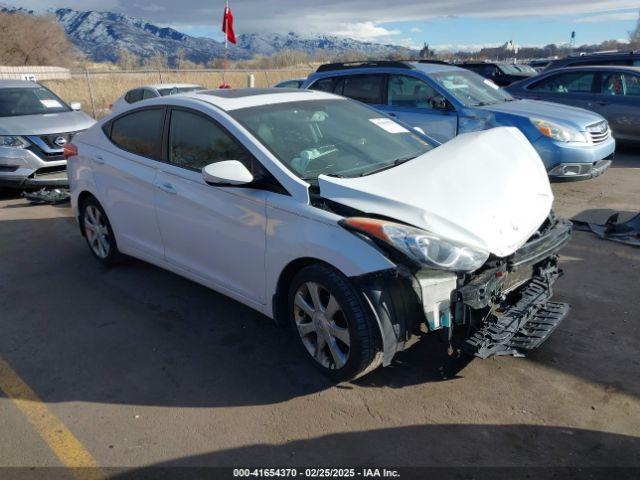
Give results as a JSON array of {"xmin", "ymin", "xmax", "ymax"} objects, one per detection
[{"xmin": 222, "ymin": 3, "xmax": 236, "ymax": 44}]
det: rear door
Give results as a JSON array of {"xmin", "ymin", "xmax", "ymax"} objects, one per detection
[
  {"xmin": 590, "ymin": 70, "xmax": 640, "ymax": 141},
  {"xmin": 380, "ymin": 74, "xmax": 457, "ymax": 143},
  {"xmin": 93, "ymin": 107, "xmax": 166, "ymax": 258}
]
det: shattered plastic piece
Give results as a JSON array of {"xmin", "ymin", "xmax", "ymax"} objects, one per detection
[
  {"xmin": 573, "ymin": 212, "xmax": 640, "ymax": 247},
  {"xmin": 22, "ymin": 188, "xmax": 70, "ymax": 205}
]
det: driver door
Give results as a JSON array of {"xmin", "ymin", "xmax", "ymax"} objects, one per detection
[
  {"xmin": 154, "ymin": 107, "xmax": 269, "ymax": 304},
  {"xmin": 379, "ymin": 74, "xmax": 458, "ymax": 143}
]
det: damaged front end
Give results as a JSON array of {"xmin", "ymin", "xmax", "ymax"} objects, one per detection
[
  {"xmin": 354, "ymin": 214, "xmax": 572, "ymax": 366},
  {"xmin": 458, "ymin": 215, "xmax": 572, "ymax": 358}
]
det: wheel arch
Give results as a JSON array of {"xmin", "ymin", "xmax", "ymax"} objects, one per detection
[
  {"xmin": 76, "ymin": 190, "xmax": 98, "ymax": 237},
  {"xmin": 272, "ymin": 257, "xmax": 337, "ymax": 327}
]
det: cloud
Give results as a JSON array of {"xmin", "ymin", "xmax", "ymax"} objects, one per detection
[
  {"xmin": 575, "ymin": 11, "xmax": 638, "ymax": 22},
  {"xmin": 133, "ymin": 3, "xmax": 165, "ymax": 12},
  {"xmin": 331, "ymin": 21, "xmax": 400, "ymax": 40},
  {"xmin": 14, "ymin": 0, "xmax": 640, "ymax": 37},
  {"xmin": 410, "ymin": 27, "xmax": 422, "ymax": 33}
]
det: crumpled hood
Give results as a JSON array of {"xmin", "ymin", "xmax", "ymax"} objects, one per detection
[
  {"xmin": 480, "ymin": 99, "xmax": 604, "ymax": 131},
  {"xmin": 319, "ymin": 127, "xmax": 553, "ymax": 258},
  {"xmin": 0, "ymin": 111, "xmax": 95, "ymax": 135}
]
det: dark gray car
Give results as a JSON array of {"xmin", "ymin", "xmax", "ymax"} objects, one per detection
[{"xmin": 507, "ymin": 66, "xmax": 640, "ymax": 143}]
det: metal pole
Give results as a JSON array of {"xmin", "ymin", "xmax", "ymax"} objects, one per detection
[{"xmin": 84, "ymin": 69, "xmax": 97, "ymax": 118}]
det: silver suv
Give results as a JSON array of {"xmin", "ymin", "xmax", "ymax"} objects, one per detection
[{"xmin": 0, "ymin": 80, "xmax": 95, "ymax": 189}]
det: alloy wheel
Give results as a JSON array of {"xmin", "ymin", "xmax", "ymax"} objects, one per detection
[
  {"xmin": 84, "ymin": 205, "xmax": 111, "ymax": 259},
  {"xmin": 293, "ymin": 281, "xmax": 351, "ymax": 369}
]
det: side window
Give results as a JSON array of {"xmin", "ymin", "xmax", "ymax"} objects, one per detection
[
  {"xmin": 110, "ymin": 108, "xmax": 164, "ymax": 159},
  {"xmin": 168, "ymin": 109, "xmax": 260, "ymax": 174},
  {"xmin": 530, "ymin": 72, "xmax": 595, "ymax": 93},
  {"xmin": 308, "ymin": 78, "xmax": 336, "ymax": 93},
  {"xmin": 625, "ymin": 74, "xmax": 640, "ymax": 96},
  {"xmin": 481, "ymin": 65, "xmax": 497, "ymax": 77},
  {"xmin": 578, "ymin": 59, "xmax": 633, "ymax": 67},
  {"xmin": 124, "ymin": 89, "xmax": 143, "ymax": 103},
  {"xmin": 601, "ymin": 72, "xmax": 640, "ymax": 96},
  {"xmin": 341, "ymin": 75, "xmax": 385, "ymax": 104},
  {"xmin": 142, "ymin": 89, "xmax": 157, "ymax": 100},
  {"xmin": 387, "ymin": 75, "xmax": 438, "ymax": 109}
]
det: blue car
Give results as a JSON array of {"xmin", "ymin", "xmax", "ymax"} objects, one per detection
[{"xmin": 302, "ymin": 61, "xmax": 615, "ymax": 181}]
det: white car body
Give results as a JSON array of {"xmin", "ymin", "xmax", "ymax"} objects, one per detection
[
  {"xmin": 68, "ymin": 88, "xmax": 570, "ymax": 377},
  {"xmin": 110, "ymin": 83, "xmax": 205, "ymax": 114}
]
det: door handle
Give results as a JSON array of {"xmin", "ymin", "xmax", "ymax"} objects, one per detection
[
  {"xmin": 588, "ymin": 101, "xmax": 608, "ymax": 107},
  {"xmin": 157, "ymin": 181, "xmax": 177, "ymax": 195},
  {"xmin": 387, "ymin": 112, "xmax": 398, "ymax": 117},
  {"xmin": 93, "ymin": 154, "xmax": 105, "ymax": 164}
]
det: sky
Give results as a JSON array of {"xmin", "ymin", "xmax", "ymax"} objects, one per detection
[{"xmin": 12, "ymin": 0, "xmax": 640, "ymax": 51}]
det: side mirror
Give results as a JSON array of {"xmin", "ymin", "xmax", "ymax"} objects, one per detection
[
  {"xmin": 202, "ymin": 160, "xmax": 254, "ymax": 186},
  {"xmin": 70, "ymin": 102, "xmax": 82, "ymax": 111}
]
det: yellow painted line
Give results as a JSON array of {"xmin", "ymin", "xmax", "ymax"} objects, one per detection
[{"xmin": 0, "ymin": 358, "xmax": 107, "ymax": 480}]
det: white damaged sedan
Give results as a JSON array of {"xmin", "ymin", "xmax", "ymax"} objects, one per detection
[{"xmin": 66, "ymin": 88, "xmax": 571, "ymax": 380}]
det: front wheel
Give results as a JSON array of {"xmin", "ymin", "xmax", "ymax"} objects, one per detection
[{"xmin": 288, "ymin": 264, "xmax": 382, "ymax": 381}]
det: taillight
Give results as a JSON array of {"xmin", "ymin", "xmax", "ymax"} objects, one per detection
[
  {"xmin": 108, "ymin": 103, "xmax": 113, "ymax": 110},
  {"xmin": 63, "ymin": 142, "xmax": 78, "ymax": 160}
]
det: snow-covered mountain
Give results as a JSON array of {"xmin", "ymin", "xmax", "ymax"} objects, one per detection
[{"xmin": 1, "ymin": 4, "xmax": 415, "ymax": 64}]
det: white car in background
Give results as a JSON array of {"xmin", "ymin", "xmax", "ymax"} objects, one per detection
[
  {"xmin": 110, "ymin": 84, "xmax": 205, "ymax": 113},
  {"xmin": 66, "ymin": 88, "xmax": 571, "ymax": 380}
]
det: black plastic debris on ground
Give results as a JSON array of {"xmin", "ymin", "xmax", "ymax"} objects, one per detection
[
  {"xmin": 22, "ymin": 188, "xmax": 70, "ymax": 205},
  {"xmin": 573, "ymin": 212, "xmax": 640, "ymax": 247}
]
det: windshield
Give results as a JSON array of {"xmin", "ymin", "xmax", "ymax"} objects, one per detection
[
  {"xmin": 230, "ymin": 99, "xmax": 433, "ymax": 182},
  {"xmin": 0, "ymin": 86, "xmax": 70, "ymax": 117},
  {"xmin": 513, "ymin": 64, "xmax": 537, "ymax": 74},
  {"xmin": 158, "ymin": 86, "xmax": 205, "ymax": 96},
  {"xmin": 497, "ymin": 64, "xmax": 523, "ymax": 75},
  {"xmin": 431, "ymin": 70, "xmax": 514, "ymax": 107}
]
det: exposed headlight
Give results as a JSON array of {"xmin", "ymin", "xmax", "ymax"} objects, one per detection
[
  {"xmin": 341, "ymin": 217, "xmax": 489, "ymax": 273},
  {"xmin": 0, "ymin": 136, "xmax": 30, "ymax": 148},
  {"xmin": 530, "ymin": 118, "xmax": 587, "ymax": 143}
]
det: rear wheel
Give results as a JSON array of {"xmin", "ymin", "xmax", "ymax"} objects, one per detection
[
  {"xmin": 80, "ymin": 197, "xmax": 121, "ymax": 265},
  {"xmin": 288, "ymin": 264, "xmax": 382, "ymax": 381}
]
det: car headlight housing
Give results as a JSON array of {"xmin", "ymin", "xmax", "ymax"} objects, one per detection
[
  {"xmin": 341, "ymin": 217, "xmax": 489, "ymax": 273},
  {"xmin": 530, "ymin": 118, "xmax": 587, "ymax": 143},
  {"xmin": 0, "ymin": 136, "xmax": 30, "ymax": 148}
]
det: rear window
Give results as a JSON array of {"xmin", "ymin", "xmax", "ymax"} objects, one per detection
[
  {"xmin": 341, "ymin": 75, "xmax": 385, "ymax": 104},
  {"xmin": 124, "ymin": 89, "xmax": 144, "ymax": 103},
  {"xmin": 109, "ymin": 108, "xmax": 165, "ymax": 160},
  {"xmin": 309, "ymin": 78, "xmax": 337, "ymax": 93}
]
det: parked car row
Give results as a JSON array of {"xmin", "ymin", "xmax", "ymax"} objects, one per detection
[{"xmin": 301, "ymin": 60, "xmax": 615, "ymax": 180}]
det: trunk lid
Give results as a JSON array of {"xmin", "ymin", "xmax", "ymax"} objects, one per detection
[{"xmin": 318, "ymin": 127, "xmax": 553, "ymax": 258}]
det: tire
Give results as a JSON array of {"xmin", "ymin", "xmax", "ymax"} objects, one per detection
[
  {"xmin": 80, "ymin": 196, "xmax": 121, "ymax": 266},
  {"xmin": 288, "ymin": 264, "xmax": 382, "ymax": 381}
]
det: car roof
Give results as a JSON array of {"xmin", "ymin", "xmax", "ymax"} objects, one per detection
[
  {"xmin": 0, "ymin": 80, "xmax": 40, "ymax": 89},
  {"xmin": 144, "ymin": 83, "xmax": 202, "ymax": 89},
  {"xmin": 310, "ymin": 61, "xmax": 462, "ymax": 78},
  {"xmin": 549, "ymin": 65, "xmax": 640, "ymax": 73},
  {"xmin": 181, "ymin": 87, "xmax": 339, "ymax": 111}
]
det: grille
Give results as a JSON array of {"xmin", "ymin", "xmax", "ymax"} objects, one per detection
[
  {"xmin": 25, "ymin": 131, "xmax": 79, "ymax": 162},
  {"xmin": 38, "ymin": 132, "xmax": 76, "ymax": 149},
  {"xmin": 586, "ymin": 121, "xmax": 610, "ymax": 145}
]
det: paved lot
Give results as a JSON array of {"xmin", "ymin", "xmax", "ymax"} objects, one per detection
[{"xmin": 0, "ymin": 149, "xmax": 639, "ymax": 474}]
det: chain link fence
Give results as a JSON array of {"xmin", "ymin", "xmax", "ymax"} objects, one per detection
[{"xmin": 41, "ymin": 68, "xmax": 314, "ymax": 118}]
